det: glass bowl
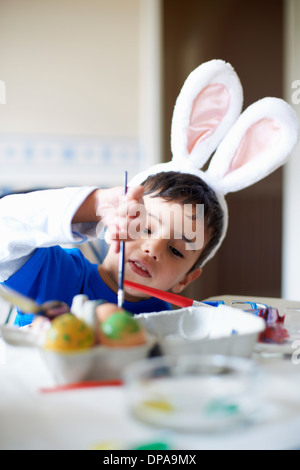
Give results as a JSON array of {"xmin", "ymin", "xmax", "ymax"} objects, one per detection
[{"xmin": 123, "ymin": 354, "xmax": 261, "ymax": 432}]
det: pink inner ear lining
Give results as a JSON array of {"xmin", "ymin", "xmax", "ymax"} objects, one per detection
[
  {"xmin": 226, "ymin": 118, "xmax": 282, "ymax": 174},
  {"xmin": 187, "ymin": 83, "xmax": 230, "ymax": 154}
]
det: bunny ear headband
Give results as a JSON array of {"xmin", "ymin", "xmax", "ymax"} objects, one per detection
[{"xmin": 129, "ymin": 59, "xmax": 299, "ymax": 265}]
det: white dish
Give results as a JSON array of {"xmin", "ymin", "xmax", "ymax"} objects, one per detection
[
  {"xmin": 0, "ymin": 324, "xmax": 42, "ymax": 347},
  {"xmin": 254, "ymin": 338, "xmax": 300, "ymax": 355}
]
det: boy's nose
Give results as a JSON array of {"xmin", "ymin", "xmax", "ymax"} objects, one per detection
[{"xmin": 142, "ymin": 239, "xmax": 164, "ymax": 261}]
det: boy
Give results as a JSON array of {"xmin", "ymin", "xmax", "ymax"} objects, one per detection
[{"xmin": 0, "ymin": 171, "xmax": 223, "ymax": 326}]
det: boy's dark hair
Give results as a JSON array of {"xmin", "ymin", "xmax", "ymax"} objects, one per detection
[{"xmin": 141, "ymin": 171, "xmax": 224, "ymax": 270}]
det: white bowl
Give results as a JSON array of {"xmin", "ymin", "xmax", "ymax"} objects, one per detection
[{"xmin": 136, "ymin": 305, "xmax": 265, "ymax": 358}]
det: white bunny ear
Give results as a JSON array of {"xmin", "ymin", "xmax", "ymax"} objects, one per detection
[
  {"xmin": 206, "ymin": 97, "xmax": 299, "ymax": 195},
  {"xmin": 171, "ymin": 59, "xmax": 243, "ymax": 168}
]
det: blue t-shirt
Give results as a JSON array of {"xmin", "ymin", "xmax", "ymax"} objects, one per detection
[{"xmin": 2, "ymin": 246, "xmax": 171, "ymax": 326}]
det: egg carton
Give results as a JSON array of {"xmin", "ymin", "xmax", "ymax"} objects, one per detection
[
  {"xmin": 136, "ymin": 304, "xmax": 265, "ymax": 358},
  {"xmin": 1, "ymin": 304, "xmax": 265, "ymax": 384}
]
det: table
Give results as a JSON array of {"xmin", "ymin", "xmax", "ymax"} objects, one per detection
[{"xmin": 1, "ymin": 295, "xmax": 300, "ymax": 450}]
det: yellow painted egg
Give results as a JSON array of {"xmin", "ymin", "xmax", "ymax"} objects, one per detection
[
  {"xmin": 95, "ymin": 303, "xmax": 146, "ymax": 347},
  {"xmin": 44, "ymin": 313, "xmax": 95, "ymax": 352}
]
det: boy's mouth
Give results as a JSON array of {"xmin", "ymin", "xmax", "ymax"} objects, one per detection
[{"xmin": 128, "ymin": 259, "xmax": 152, "ymax": 278}]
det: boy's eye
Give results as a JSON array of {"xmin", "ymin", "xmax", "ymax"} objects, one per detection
[
  {"xmin": 144, "ymin": 227, "xmax": 152, "ymax": 235},
  {"xmin": 170, "ymin": 246, "xmax": 184, "ymax": 258}
]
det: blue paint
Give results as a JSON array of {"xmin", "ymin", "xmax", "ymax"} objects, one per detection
[{"xmin": 203, "ymin": 300, "xmax": 225, "ymax": 307}]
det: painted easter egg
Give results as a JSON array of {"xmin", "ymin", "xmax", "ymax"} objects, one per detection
[
  {"xmin": 44, "ymin": 313, "xmax": 95, "ymax": 352},
  {"xmin": 96, "ymin": 305, "xmax": 146, "ymax": 347},
  {"xmin": 95, "ymin": 302, "xmax": 124, "ymax": 323}
]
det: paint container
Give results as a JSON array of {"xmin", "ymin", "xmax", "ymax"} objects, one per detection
[{"xmin": 123, "ymin": 354, "xmax": 261, "ymax": 432}]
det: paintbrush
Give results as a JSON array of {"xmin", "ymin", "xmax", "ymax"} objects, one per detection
[
  {"xmin": 117, "ymin": 171, "xmax": 128, "ymax": 307},
  {"xmin": 124, "ymin": 280, "xmax": 222, "ymax": 308},
  {"xmin": 0, "ymin": 284, "xmax": 69, "ymax": 318}
]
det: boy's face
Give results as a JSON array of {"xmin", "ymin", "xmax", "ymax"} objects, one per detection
[{"xmin": 100, "ymin": 194, "xmax": 205, "ymax": 301}]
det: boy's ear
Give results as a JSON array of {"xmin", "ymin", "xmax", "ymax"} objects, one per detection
[{"xmin": 171, "ymin": 267, "xmax": 202, "ymax": 294}]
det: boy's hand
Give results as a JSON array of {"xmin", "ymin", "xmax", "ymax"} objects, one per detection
[{"xmin": 95, "ymin": 185, "xmax": 146, "ymax": 253}]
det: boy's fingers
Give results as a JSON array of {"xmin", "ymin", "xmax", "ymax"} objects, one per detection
[
  {"xmin": 106, "ymin": 224, "xmax": 129, "ymax": 242},
  {"xmin": 123, "ymin": 185, "xmax": 144, "ymax": 210},
  {"xmin": 101, "ymin": 185, "xmax": 145, "ymax": 244},
  {"xmin": 119, "ymin": 188, "xmax": 145, "ymax": 219},
  {"xmin": 126, "ymin": 185, "xmax": 144, "ymax": 201},
  {"xmin": 112, "ymin": 240, "xmax": 120, "ymax": 253}
]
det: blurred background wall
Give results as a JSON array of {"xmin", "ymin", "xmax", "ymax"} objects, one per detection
[
  {"xmin": 0, "ymin": 0, "xmax": 299, "ymax": 301},
  {"xmin": 162, "ymin": 0, "xmax": 284, "ymax": 301},
  {"xmin": 0, "ymin": 0, "xmax": 157, "ymax": 188}
]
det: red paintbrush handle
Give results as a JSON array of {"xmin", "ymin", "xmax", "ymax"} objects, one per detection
[
  {"xmin": 124, "ymin": 280, "xmax": 193, "ymax": 307},
  {"xmin": 40, "ymin": 379, "xmax": 123, "ymax": 393}
]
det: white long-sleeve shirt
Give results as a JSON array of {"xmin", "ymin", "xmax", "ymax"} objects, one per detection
[
  {"xmin": 0, "ymin": 186, "xmax": 98, "ymax": 282},
  {"xmin": 0, "ymin": 186, "xmax": 171, "ymax": 326}
]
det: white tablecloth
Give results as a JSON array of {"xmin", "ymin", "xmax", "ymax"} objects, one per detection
[{"xmin": 1, "ymin": 295, "xmax": 300, "ymax": 450}]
